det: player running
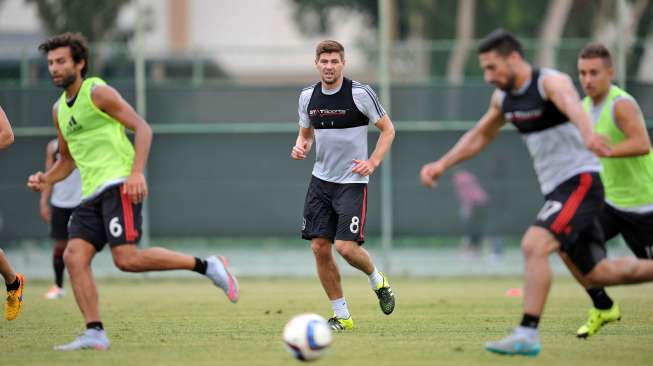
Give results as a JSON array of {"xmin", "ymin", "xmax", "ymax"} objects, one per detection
[
  {"xmin": 569, "ymin": 43, "xmax": 653, "ymax": 338},
  {"xmin": 420, "ymin": 30, "xmax": 653, "ymax": 356},
  {"xmin": 291, "ymin": 40, "xmax": 396, "ymax": 331},
  {"xmin": 39, "ymin": 138, "xmax": 82, "ymax": 299},
  {"xmin": 28, "ymin": 33, "xmax": 239, "ymax": 351},
  {"xmin": 0, "ymin": 105, "xmax": 25, "ymax": 321}
]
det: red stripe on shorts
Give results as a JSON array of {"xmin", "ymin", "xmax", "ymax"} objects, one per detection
[
  {"xmin": 360, "ymin": 186, "xmax": 367, "ymax": 240},
  {"xmin": 120, "ymin": 189, "xmax": 139, "ymax": 241},
  {"xmin": 550, "ymin": 173, "xmax": 592, "ymax": 234}
]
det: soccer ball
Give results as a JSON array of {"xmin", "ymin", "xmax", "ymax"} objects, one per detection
[{"xmin": 282, "ymin": 313, "xmax": 333, "ymax": 361}]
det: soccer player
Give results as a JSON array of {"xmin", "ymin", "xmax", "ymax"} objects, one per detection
[
  {"xmin": 0, "ymin": 105, "xmax": 25, "ymax": 321},
  {"xmin": 27, "ymin": 33, "xmax": 239, "ymax": 351},
  {"xmin": 291, "ymin": 40, "xmax": 396, "ymax": 331},
  {"xmin": 419, "ymin": 30, "xmax": 653, "ymax": 356},
  {"xmin": 39, "ymin": 138, "xmax": 82, "ymax": 299},
  {"xmin": 569, "ymin": 43, "xmax": 653, "ymax": 338}
]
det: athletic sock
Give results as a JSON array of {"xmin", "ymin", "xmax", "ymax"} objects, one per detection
[
  {"xmin": 54, "ymin": 253, "xmax": 65, "ymax": 288},
  {"xmin": 515, "ymin": 325, "xmax": 539, "ymax": 339},
  {"xmin": 587, "ymin": 287, "xmax": 614, "ymax": 310},
  {"xmin": 368, "ymin": 267, "xmax": 384, "ymax": 290},
  {"xmin": 330, "ymin": 297, "xmax": 350, "ymax": 319},
  {"xmin": 520, "ymin": 313, "xmax": 540, "ymax": 329},
  {"xmin": 6, "ymin": 277, "xmax": 20, "ymax": 292},
  {"xmin": 86, "ymin": 322, "xmax": 104, "ymax": 331},
  {"xmin": 193, "ymin": 257, "xmax": 208, "ymax": 275}
]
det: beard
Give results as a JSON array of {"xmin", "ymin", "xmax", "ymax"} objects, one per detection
[
  {"xmin": 498, "ymin": 73, "xmax": 517, "ymax": 92},
  {"xmin": 53, "ymin": 73, "xmax": 77, "ymax": 89}
]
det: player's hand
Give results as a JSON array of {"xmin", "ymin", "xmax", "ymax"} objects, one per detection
[
  {"xmin": 420, "ymin": 161, "xmax": 446, "ymax": 189},
  {"xmin": 352, "ymin": 159, "xmax": 378, "ymax": 177},
  {"xmin": 40, "ymin": 201, "xmax": 51, "ymax": 223},
  {"xmin": 586, "ymin": 133, "xmax": 612, "ymax": 157},
  {"xmin": 27, "ymin": 171, "xmax": 47, "ymax": 192},
  {"xmin": 123, "ymin": 172, "xmax": 148, "ymax": 204},
  {"xmin": 291, "ymin": 142, "xmax": 308, "ymax": 160}
]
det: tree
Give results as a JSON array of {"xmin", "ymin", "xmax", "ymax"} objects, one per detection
[
  {"xmin": 25, "ymin": 0, "xmax": 134, "ymax": 74},
  {"xmin": 537, "ymin": 0, "xmax": 573, "ymax": 68}
]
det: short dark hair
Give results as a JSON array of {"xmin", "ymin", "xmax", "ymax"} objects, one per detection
[
  {"xmin": 579, "ymin": 43, "xmax": 613, "ymax": 67},
  {"xmin": 315, "ymin": 40, "xmax": 345, "ymax": 60},
  {"xmin": 38, "ymin": 32, "xmax": 89, "ymax": 77},
  {"xmin": 477, "ymin": 29, "xmax": 524, "ymax": 57}
]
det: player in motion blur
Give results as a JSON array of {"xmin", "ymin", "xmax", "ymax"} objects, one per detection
[
  {"xmin": 28, "ymin": 33, "xmax": 239, "ymax": 351},
  {"xmin": 291, "ymin": 40, "xmax": 396, "ymax": 330},
  {"xmin": 0, "ymin": 105, "xmax": 25, "ymax": 321},
  {"xmin": 39, "ymin": 138, "xmax": 82, "ymax": 299},
  {"xmin": 567, "ymin": 43, "xmax": 653, "ymax": 338},
  {"xmin": 420, "ymin": 30, "xmax": 653, "ymax": 356}
]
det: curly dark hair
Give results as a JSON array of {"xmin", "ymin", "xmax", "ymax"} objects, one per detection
[{"xmin": 38, "ymin": 33, "xmax": 89, "ymax": 77}]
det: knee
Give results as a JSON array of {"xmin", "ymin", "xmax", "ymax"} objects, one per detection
[
  {"xmin": 521, "ymin": 239, "xmax": 544, "ymax": 259},
  {"xmin": 63, "ymin": 246, "xmax": 79, "ymax": 268},
  {"xmin": 311, "ymin": 239, "xmax": 332, "ymax": 259},
  {"xmin": 335, "ymin": 242, "xmax": 355, "ymax": 259},
  {"xmin": 113, "ymin": 255, "xmax": 138, "ymax": 272}
]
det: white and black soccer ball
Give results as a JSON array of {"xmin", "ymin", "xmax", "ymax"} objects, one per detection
[{"xmin": 282, "ymin": 313, "xmax": 332, "ymax": 362}]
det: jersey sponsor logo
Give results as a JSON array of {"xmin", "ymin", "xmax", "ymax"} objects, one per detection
[
  {"xmin": 66, "ymin": 116, "xmax": 83, "ymax": 133},
  {"xmin": 309, "ymin": 109, "xmax": 347, "ymax": 118},
  {"xmin": 504, "ymin": 108, "xmax": 544, "ymax": 123},
  {"xmin": 302, "ymin": 217, "xmax": 306, "ymax": 231}
]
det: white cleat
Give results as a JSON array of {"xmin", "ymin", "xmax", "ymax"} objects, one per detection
[
  {"xmin": 54, "ymin": 329, "xmax": 110, "ymax": 351},
  {"xmin": 206, "ymin": 256, "xmax": 240, "ymax": 303},
  {"xmin": 44, "ymin": 286, "xmax": 65, "ymax": 300}
]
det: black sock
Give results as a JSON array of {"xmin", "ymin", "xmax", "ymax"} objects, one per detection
[
  {"xmin": 520, "ymin": 313, "xmax": 540, "ymax": 329},
  {"xmin": 54, "ymin": 253, "xmax": 65, "ymax": 288},
  {"xmin": 193, "ymin": 257, "xmax": 208, "ymax": 275},
  {"xmin": 6, "ymin": 277, "xmax": 20, "ymax": 292},
  {"xmin": 86, "ymin": 322, "xmax": 104, "ymax": 331},
  {"xmin": 586, "ymin": 288, "xmax": 614, "ymax": 310}
]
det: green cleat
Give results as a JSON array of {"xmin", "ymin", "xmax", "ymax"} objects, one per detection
[
  {"xmin": 327, "ymin": 315, "xmax": 354, "ymax": 331},
  {"xmin": 577, "ymin": 303, "xmax": 621, "ymax": 338},
  {"xmin": 374, "ymin": 272, "xmax": 395, "ymax": 315}
]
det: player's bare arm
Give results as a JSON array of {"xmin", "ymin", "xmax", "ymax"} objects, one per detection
[
  {"xmin": 291, "ymin": 127, "xmax": 314, "ymax": 160},
  {"xmin": 420, "ymin": 91, "xmax": 505, "ymax": 188},
  {"xmin": 352, "ymin": 115, "xmax": 395, "ymax": 177},
  {"xmin": 603, "ymin": 99, "xmax": 652, "ymax": 157},
  {"xmin": 92, "ymin": 84, "xmax": 152, "ymax": 203},
  {"xmin": 0, "ymin": 106, "xmax": 14, "ymax": 149},
  {"xmin": 542, "ymin": 73, "xmax": 610, "ymax": 156},
  {"xmin": 39, "ymin": 140, "xmax": 57, "ymax": 223},
  {"xmin": 28, "ymin": 105, "xmax": 75, "ymax": 192}
]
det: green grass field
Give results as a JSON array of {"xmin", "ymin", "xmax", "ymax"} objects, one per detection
[{"xmin": 2, "ymin": 277, "xmax": 652, "ymax": 366}]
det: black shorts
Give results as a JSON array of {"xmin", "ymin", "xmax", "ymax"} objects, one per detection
[
  {"xmin": 50, "ymin": 205, "xmax": 76, "ymax": 241},
  {"xmin": 599, "ymin": 204, "xmax": 653, "ymax": 259},
  {"xmin": 534, "ymin": 172, "xmax": 606, "ymax": 274},
  {"xmin": 302, "ymin": 176, "xmax": 368, "ymax": 244},
  {"xmin": 68, "ymin": 185, "xmax": 142, "ymax": 251}
]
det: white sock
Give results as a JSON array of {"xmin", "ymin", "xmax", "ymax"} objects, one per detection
[
  {"xmin": 368, "ymin": 267, "xmax": 384, "ymax": 290},
  {"xmin": 515, "ymin": 326, "xmax": 539, "ymax": 339},
  {"xmin": 330, "ymin": 297, "xmax": 350, "ymax": 319}
]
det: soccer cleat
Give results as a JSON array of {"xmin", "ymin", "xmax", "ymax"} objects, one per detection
[
  {"xmin": 206, "ymin": 255, "xmax": 240, "ymax": 303},
  {"xmin": 5, "ymin": 273, "xmax": 25, "ymax": 321},
  {"xmin": 485, "ymin": 329, "xmax": 541, "ymax": 357},
  {"xmin": 374, "ymin": 272, "xmax": 395, "ymax": 315},
  {"xmin": 54, "ymin": 329, "xmax": 110, "ymax": 351},
  {"xmin": 44, "ymin": 286, "xmax": 66, "ymax": 300},
  {"xmin": 576, "ymin": 303, "xmax": 621, "ymax": 338},
  {"xmin": 327, "ymin": 315, "xmax": 354, "ymax": 331}
]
